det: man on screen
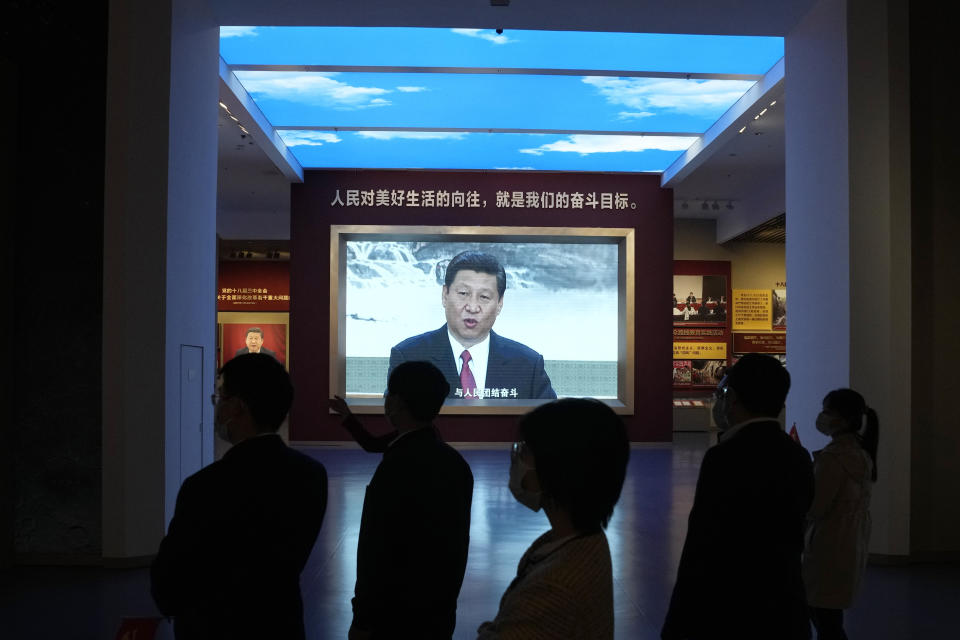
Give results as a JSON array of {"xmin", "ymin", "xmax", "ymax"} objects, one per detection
[
  {"xmin": 235, "ymin": 327, "xmax": 277, "ymax": 359},
  {"xmin": 388, "ymin": 250, "xmax": 557, "ymax": 400}
]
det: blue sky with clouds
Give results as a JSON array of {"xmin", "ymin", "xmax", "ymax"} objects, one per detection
[{"xmin": 221, "ymin": 27, "xmax": 783, "ymax": 172}]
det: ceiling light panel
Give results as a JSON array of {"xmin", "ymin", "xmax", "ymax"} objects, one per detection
[
  {"xmin": 221, "ymin": 27, "xmax": 784, "ymax": 172},
  {"xmin": 233, "ymin": 70, "xmax": 755, "ymax": 133},
  {"xmin": 221, "ymin": 27, "xmax": 783, "ymax": 75},
  {"xmin": 276, "ymin": 130, "xmax": 697, "ymax": 172}
]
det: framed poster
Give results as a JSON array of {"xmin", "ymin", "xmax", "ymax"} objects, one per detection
[
  {"xmin": 772, "ymin": 288, "xmax": 787, "ymax": 329},
  {"xmin": 673, "ymin": 274, "xmax": 728, "ymax": 325},
  {"xmin": 217, "ymin": 311, "xmax": 290, "ymax": 369},
  {"xmin": 330, "ymin": 225, "xmax": 635, "ymax": 414}
]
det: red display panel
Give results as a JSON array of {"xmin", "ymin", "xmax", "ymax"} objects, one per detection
[{"xmin": 290, "ymin": 169, "xmax": 674, "ymax": 442}]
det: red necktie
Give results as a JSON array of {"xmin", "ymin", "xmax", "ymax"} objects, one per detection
[{"xmin": 460, "ymin": 350, "xmax": 478, "ymax": 399}]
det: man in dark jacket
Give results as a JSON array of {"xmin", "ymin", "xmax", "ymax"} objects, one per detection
[
  {"xmin": 151, "ymin": 354, "xmax": 327, "ymax": 640},
  {"xmin": 662, "ymin": 354, "xmax": 814, "ymax": 640},
  {"xmin": 330, "ymin": 361, "xmax": 474, "ymax": 639}
]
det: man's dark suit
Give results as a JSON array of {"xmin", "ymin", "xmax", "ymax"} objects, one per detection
[
  {"xmin": 388, "ymin": 326, "xmax": 557, "ymax": 399},
  {"xmin": 353, "ymin": 426, "xmax": 474, "ymax": 639},
  {"xmin": 662, "ymin": 420, "xmax": 814, "ymax": 640},
  {"xmin": 234, "ymin": 346, "xmax": 277, "ymax": 358},
  {"xmin": 151, "ymin": 434, "xmax": 327, "ymax": 640}
]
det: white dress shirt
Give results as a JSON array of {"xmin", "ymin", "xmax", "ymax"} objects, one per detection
[{"xmin": 448, "ymin": 330, "xmax": 491, "ymax": 394}]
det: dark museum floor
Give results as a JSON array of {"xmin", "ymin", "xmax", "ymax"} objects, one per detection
[{"xmin": 2, "ymin": 434, "xmax": 957, "ymax": 639}]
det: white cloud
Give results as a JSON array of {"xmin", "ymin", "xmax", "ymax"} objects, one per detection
[
  {"xmin": 494, "ymin": 167, "xmax": 537, "ymax": 171},
  {"xmin": 583, "ymin": 77, "xmax": 756, "ymax": 115},
  {"xmin": 617, "ymin": 111, "xmax": 656, "ymax": 120},
  {"xmin": 355, "ymin": 131, "xmax": 468, "ymax": 141},
  {"xmin": 519, "ymin": 135, "xmax": 697, "ymax": 156},
  {"xmin": 451, "ymin": 28, "xmax": 512, "ymax": 45},
  {"xmin": 235, "ymin": 71, "xmax": 392, "ymax": 109},
  {"xmin": 220, "ymin": 26, "xmax": 258, "ymax": 38},
  {"xmin": 396, "ymin": 86, "xmax": 427, "ymax": 93},
  {"xmin": 279, "ymin": 131, "xmax": 342, "ymax": 147}
]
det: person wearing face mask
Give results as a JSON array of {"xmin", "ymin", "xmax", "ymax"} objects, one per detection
[
  {"xmin": 477, "ymin": 398, "xmax": 629, "ymax": 640},
  {"xmin": 803, "ymin": 389, "xmax": 879, "ymax": 640},
  {"xmin": 151, "ymin": 353, "xmax": 328, "ymax": 640},
  {"xmin": 330, "ymin": 361, "xmax": 474, "ymax": 640},
  {"xmin": 663, "ymin": 353, "xmax": 814, "ymax": 640}
]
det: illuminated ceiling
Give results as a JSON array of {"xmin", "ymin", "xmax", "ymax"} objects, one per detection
[{"xmin": 219, "ymin": 27, "xmax": 783, "ymax": 174}]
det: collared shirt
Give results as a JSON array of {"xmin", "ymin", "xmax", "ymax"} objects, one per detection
[
  {"xmin": 720, "ymin": 416, "xmax": 782, "ymax": 442},
  {"xmin": 447, "ymin": 329, "xmax": 491, "ymax": 394}
]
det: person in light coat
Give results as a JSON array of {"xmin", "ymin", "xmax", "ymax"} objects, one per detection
[{"xmin": 803, "ymin": 388, "xmax": 880, "ymax": 640}]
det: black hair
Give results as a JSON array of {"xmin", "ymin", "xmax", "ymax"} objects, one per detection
[
  {"xmin": 518, "ymin": 398, "xmax": 629, "ymax": 532},
  {"xmin": 387, "ymin": 361, "xmax": 450, "ymax": 422},
  {"xmin": 823, "ymin": 388, "xmax": 880, "ymax": 482},
  {"xmin": 444, "ymin": 251, "xmax": 506, "ymax": 298},
  {"xmin": 245, "ymin": 327, "xmax": 264, "ymax": 337},
  {"xmin": 724, "ymin": 353, "xmax": 790, "ymax": 417},
  {"xmin": 220, "ymin": 353, "xmax": 292, "ymax": 432}
]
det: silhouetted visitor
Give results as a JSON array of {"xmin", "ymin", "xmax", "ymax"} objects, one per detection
[
  {"xmin": 151, "ymin": 353, "xmax": 328, "ymax": 640},
  {"xmin": 662, "ymin": 353, "xmax": 814, "ymax": 640},
  {"xmin": 477, "ymin": 398, "xmax": 629, "ymax": 639},
  {"xmin": 803, "ymin": 388, "xmax": 879, "ymax": 640},
  {"xmin": 329, "ymin": 361, "xmax": 474, "ymax": 639}
]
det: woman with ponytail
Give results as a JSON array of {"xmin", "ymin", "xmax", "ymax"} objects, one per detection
[{"xmin": 802, "ymin": 388, "xmax": 879, "ymax": 639}]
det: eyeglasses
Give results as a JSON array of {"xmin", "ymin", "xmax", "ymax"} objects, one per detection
[
  {"xmin": 511, "ymin": 440, "xmax": 526, "ymax": 459},
  {"xmin": 713, "ymin": 386, "xmax": 729, "ymax": 399}
]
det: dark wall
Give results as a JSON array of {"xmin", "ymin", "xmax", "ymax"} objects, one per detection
[
  {"xmin": 4, "ymin": 1, "xmax": 107, "ymax": 563},
  {"xmin": 910, "ymin": 4, "xmax": 960, "ymax": 557},
  {"xmin": 290, "ymin": 169, "xmax": 674, "ymax": 442}
]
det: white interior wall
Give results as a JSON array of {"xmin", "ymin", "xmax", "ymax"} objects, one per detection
[
  {"xmin": 164, "ymin": 0, "xmax": 219, "ymax": 526},
  {"xmin": 785, "ymin": 0, "xmax": 910, "ymax": 555},
  {"xmin": 103, "ymin": 0, "xmax": 218, "ymax": 559}
]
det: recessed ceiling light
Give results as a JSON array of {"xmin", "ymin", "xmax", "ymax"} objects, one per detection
[
  {"xmin": 738, "ymin": 126, "xmax": 746, "ymax": 134},
  {"xmin": 754, "ymin": 114, "xmax": 760, "ymax": 120},
  {"xmin": 770, "ymin": 100, "xmax": 777, "ymax": 106},
  {"xmin": 219, "ymin": 102, "xmax": 229, "ymax": 110},
  {"xmin": 759, "ymin": 108, "xmax": 767, "ymax": 116}
]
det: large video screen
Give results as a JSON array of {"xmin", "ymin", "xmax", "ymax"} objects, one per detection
[{"xmin": 330, "ymin": 225, "xmax": 634, "ymax": 414}]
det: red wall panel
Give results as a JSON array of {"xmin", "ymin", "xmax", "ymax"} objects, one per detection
[{"xmin": 290, "ymin": 169, "xmax": 674, "ymax": 442}]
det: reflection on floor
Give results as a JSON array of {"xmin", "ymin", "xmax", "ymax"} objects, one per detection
[{"xmin": 1, "ymin": 434, "xmax": 956, "ymax": 639}]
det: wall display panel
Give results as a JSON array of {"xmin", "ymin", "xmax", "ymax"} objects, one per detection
[
  {"xmin": 731, "ymin": 288, "xmax": 788, "ymax": 332},
  {"xmin": 672, "ymin": 260, "xmax": 732, "ymax": 391},
  {"xmin": 331, "ymin": 225, "xmax": 634, "ymax": 413},
  {"xmin": 732, "ymin": 332, "xmax": 786, "ymax": 354},
  {"xmin": 291, "ymin": 169, "xmax": 673, "ymax": 442},
  {"xmin": 673, "ymin": 274, "xmax": 728, "ymax": 324},
  {"xmin": 217, "ymin": 312, "xmax": 290, "ymax": 368},
  {"xmin": 218, "ymin": 261, "xmax": 290, "ymax": 311}
]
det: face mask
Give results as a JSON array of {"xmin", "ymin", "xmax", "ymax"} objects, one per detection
[
  {"xmin": 214, "ymin": 398, "xmax": 234, "ymax": 442},
  {"xmin": 712, "ymin": 395, "xmax": 729, "ymax": 430},
  {"xmin": 214, "ymin": 415, "xmax": 231, "ymax": 442},
  {"xmin": 509, "ymin": 455, "xmax": 542, "ymax": 512},
  {"xmin": 815, "ymin": 412, "xmax": 845, "ymax": 436}
]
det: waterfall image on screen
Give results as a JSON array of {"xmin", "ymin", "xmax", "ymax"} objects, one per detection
[{"xmin": 344, "ymin": 240, "xmax": 619, "ymax": 399}]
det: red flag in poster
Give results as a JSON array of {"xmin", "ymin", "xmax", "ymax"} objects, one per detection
[{"xmin": 788, "ymin": 422, "xmax": 801, "ymax": 444}]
